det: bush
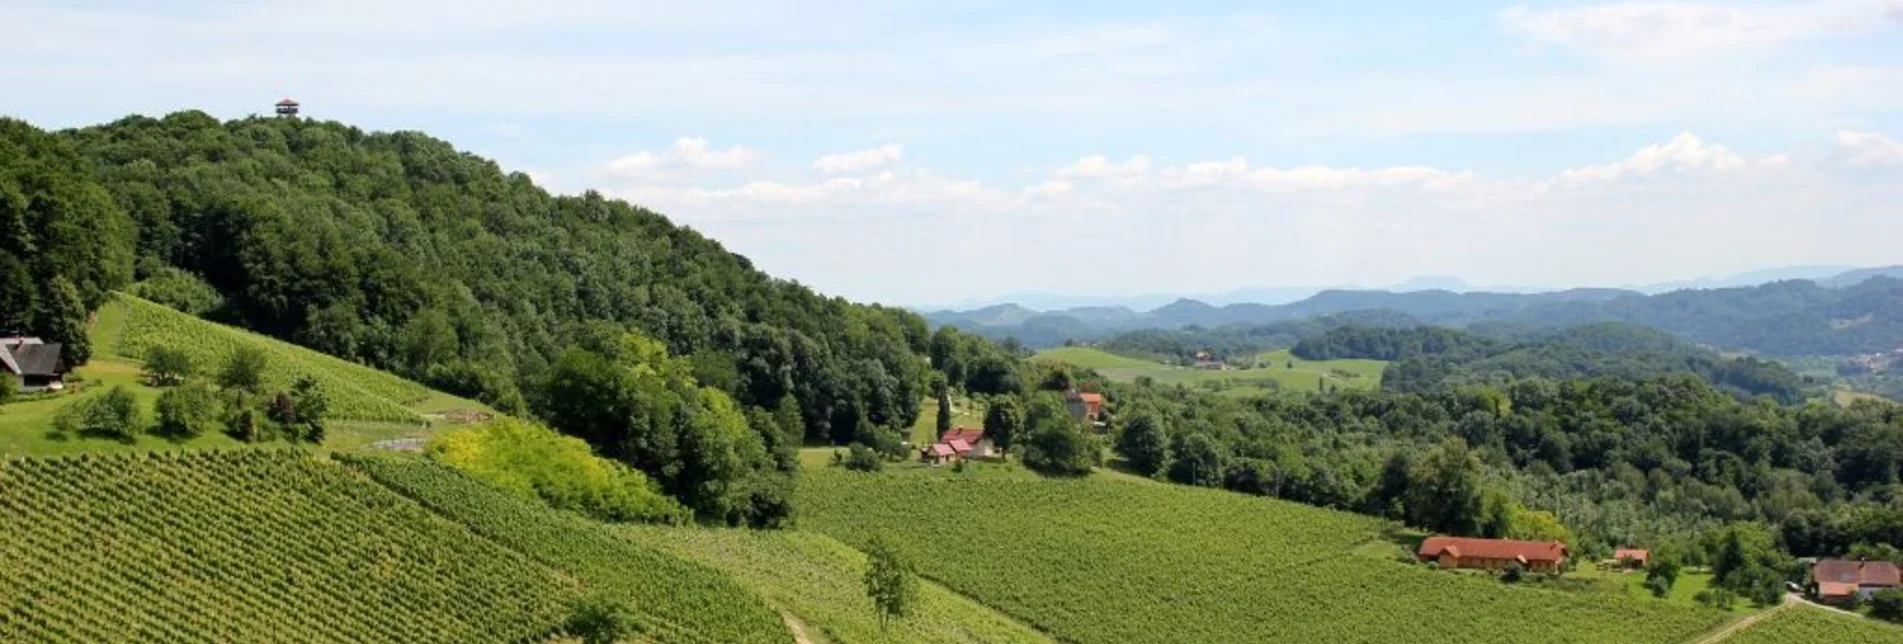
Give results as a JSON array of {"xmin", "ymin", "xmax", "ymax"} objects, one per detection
[
  {"xmin": 563, "ymin": 593, "xmax": 634, "ymax": 644},
  {"xmin": 844, "ymin": 443, "xmax": 884, "ymax": 472},
  {"xmin": 153, "ymin": 382, "xmax": 219, "ymax": 439},
  {"xmin": 1502, "ymin": 562, "xmax": 1526, "ymax": 583},
  {"xmin": 217, "ymin": 345, "xmax": 268, "ymax": 392},
  {"xmin": 142, "ymin": 345, "xmax": 196, "ymax": 386},
  {"xmin": 1870, "ymin": 589, "xmax": 1903, "ymax": 623},
  {"xmin": 1693, "ymin": 588, "xmax": 1737, "ymax": 610},
  {"xmin": 428, "ymin": 418, "xmax": 691, "ymax": 525},
  {"xmin": 79, "ymin": 385, "xmax": 142, "ymax": 442},
  {"xmin": 0, "ymin": 372, "xmax": 15, "ymax": 404}
]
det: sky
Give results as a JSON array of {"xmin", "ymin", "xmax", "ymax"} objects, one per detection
[{"xmin": 3, "ymin": 0, "xmax": 1902, "ymax": 308}]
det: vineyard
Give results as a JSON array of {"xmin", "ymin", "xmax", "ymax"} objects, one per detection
[
  {"xmin": 0, "ymin": 449, "xmax": 571, "ymax": 642},
  {"xmin": 795, "ymin": 468, "xmax": 1734, "ymax": 644},
  {"xmin": 339, "ymin": 454, "xmax": 791, "ymax": 644},
  {"xmin": 105, "ymin": 293, "xmax": 432, "ymax": 424},
  {"xmin": 617, "ymin": 524, "xmax": 1053, "ymax": 644},
  {"xmin": 1726, "ymin": 605, "xmax": 1903, "ymax": 644}
]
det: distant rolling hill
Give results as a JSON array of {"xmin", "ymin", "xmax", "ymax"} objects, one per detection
[{"xmin": 929, "ymin": 269, "xmax": 1903, "ymax": 356}]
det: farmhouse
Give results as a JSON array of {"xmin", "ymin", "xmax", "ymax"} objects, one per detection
[
  {"xmin": 1065, "ymin": 389, "xmax": 1104, "ymax": 423},
  {"xmin": 941, "ymin": 427, "xmax": 995, "ymax": 459},
  {"xmin": 1614, "ymin": 549, "xmax": 1650, "ymax": 570},
  {"xmin": 1811, "ymin": 559, "xmax": 1901, "ymax": 605},
  {"xmin": 1418, "ymin": 537, "xmax": 1568, "ymax": 573},
  {"xmin": 1193, "ymin": 349, "xmax": 1224, "ymax": 370},
  {"xmin": 1, "ymin": 337, "xmax": 67, "ymax": 393},
  {"xmin": 920, "ymin": 442, "xmax": 957, "ymax": 466}
]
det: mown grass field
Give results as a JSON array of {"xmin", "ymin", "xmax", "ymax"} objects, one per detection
[
  {"xmin": 795, "ymin": 466, "xmax": 1733, "ymax": 644},
  {"xmin": 1034, "ymin": 346, "xmax": 1385, "ymax": 395},
  {"xmin": 1725, "ymin": 604, "xmax": 1903, "ymax": 643},
  {"xmin": 0, "ymin": 293, "xmax": 491, "ymax": 456},
  {"xmin": 1570, "ymin": 567, "xmax": 1752, "ymax": 614}
]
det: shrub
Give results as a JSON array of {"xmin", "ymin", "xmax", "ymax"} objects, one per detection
[
  {"xmin": 75, "ymin": 385, "xmax": 142, "ymax": 442},
  {"xmin": 1871, "ymin": 589, "xmax": 1903, "ymax": 623},
  {"xmin": 428, "ymin": 418, "xmax": 691, "ymax": 525},
  {"xmin": 217, "ymin": 345, "xmax": 268, "ymax": 392},
  {"xmin": 142, "ymin": 345, "xmax": 196, "ymax": 386},
  {"xmin": 563, "ymin": 593, "xmax": 634, "ymax": 644},
  {"xmin": 844, "ymin": 443, "xmax": 884, "ymax": 472},
  {"xmin": 153, "ymin": 382, "xmax": 219, "ymax": 439},
  {"xmin": 1502, "ymin": 562, "xmax": 1526, "ymax": 584}
]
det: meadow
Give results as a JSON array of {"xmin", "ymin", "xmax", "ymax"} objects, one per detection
[
  {"xmin": 1724, "ymin": 604, "xmax": 1903, "ymax": 643},
  {"xmin": 795, "ymin": 466, "xmax": 1733, "ymax": 644},
  {"xmin": 1034, "ymin": 346, "xmax": 1385, "ymax": 396},
  {"xmin": 0, "ymin": 294, "xmax": 490, "ymax": 456}
]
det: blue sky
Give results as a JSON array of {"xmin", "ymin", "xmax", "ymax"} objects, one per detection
[{"xmin": 4, "ymin": 0, "xmax": 1902, "ymax": 307}]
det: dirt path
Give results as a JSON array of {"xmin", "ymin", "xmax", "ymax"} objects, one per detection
[
  {"xmin": 780, "ymin": 611, "xmax": 821, "ymax": 644},
  {"xmin": 1686, "ymin": 597, "xmax": 1795, "ymax": 644}
]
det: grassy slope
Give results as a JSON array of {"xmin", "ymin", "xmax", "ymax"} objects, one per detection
[
  {"xmin": 618, "ymin": 525, "xmax": 1053, "ymax": 644},
  {"xmin": 1726, "ymin": 604, "xmax": 1903, "ymax": 643},
  {"xmin": 0, "ymin": 293, "xmax": 492, "ymax": 456},
  {"xmin": 0, "ymin": 449, "xmax": 573, "ymax": 642},
  {"xmin": 795, "ymin": 465, "xmax": 1731, "ymax": 644},
  {"xmin": 1034, "ymin": 346, "xmax": 1385, "ymax": 395}
]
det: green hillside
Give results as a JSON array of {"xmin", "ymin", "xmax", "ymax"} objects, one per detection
[
  {"xmin": 795, "ymin": 467, "xmax": 1731, "ymax": 644},
  {"xmin": 0, "ymin": 449, "xmax": 573, "ymax": 642},
  {"xmin": 1034, "ymin": 346, "xmax": 1384, "ymax": 395},
  {"xmin": 618, "ymin": 525, "xmax": 1053, "ymax": 644},
  {"xmin": 1726, "ymin": 605, "xmax": 1903, "ymax": 643},
  {"xmin": 0, "ymin": 293, "xmax": 490, "ymax": 456}
]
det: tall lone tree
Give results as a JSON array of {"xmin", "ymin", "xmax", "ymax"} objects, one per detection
[
  {"xmin": 936, "ymin": 389, "xmax": 952, "ymax": 435},
  {"xmin": 863, "ymin": 536, "xmax": 917, "ymax": 632},
  {"xmin": 983, "ymin": 396, "xmax": 1023, "ymax": 454}
]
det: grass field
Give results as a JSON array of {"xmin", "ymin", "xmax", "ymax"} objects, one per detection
[
  {"xmin": 618, "ymin": 525, "xmax": 1053, "ymax": 644},
  {"xmin": 1725, "ymin": 604, "xmax": 1903, "ymax": 643},
  {"xmin": 795, "ymin": 466, "xmax": 1732, "ymax": 644},
  {"xmin": 1570, "ymin": 567, "xmax": 1751, "ymax": 614},
  {"xmin": 1832, "ymin": 388, "xmax": 1895, "ymax": 407},
  {"xmin": 1035, "ymin": 346, "xmax": 1386, "ymax": 396},
  {"xmin": 0, "ymin": 293, "xmax": 491, "ymax": 456}
]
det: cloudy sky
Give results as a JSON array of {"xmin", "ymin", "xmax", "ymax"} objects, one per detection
[{"xmin": 4, "ymin": 1, "xmax": 1902, "ymax": 307}]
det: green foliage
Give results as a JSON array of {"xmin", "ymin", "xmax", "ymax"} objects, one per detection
[
  {"xmin": 1020, "ymin": 394, "xmax": 1094, "ymax": 476},
  {"xmin": 216, "ymin": 344, "xmax": 267, "ymax": 392},
  {"xmin": 1502, "ymin": 561, "xmax": 1526, "ymax": 583},
  {"xmin": 564, "ymin": 593, "xmax": 635, "ymax": 644},
  {"xmin": 1645, "ymin": 558, "xmax": 1682, "ymax": 599},
  {"xmin": 141, "ymin": 344, "xmax": 195, "ymax": 386},
  {"xmin": 0, "ymin": 450, "xmax": 572, "ymax": 642},
  {"xmin": 128, "ymin": 265, "xmax": 223, "ymax": 315},
  {"xmin": 844, "ymin": 443, "xmax": 884, "ymax": 472},
  {"xmin": 936, "ymin": 390, "xmax": 952, "ymax": 434},
  {"xmin": 1115, "ymin": 408, "xmax": 1169, "ymax": 477},
  {"xmin": 863, "ymin": 536, "xmax": 919, "ymax": 630},
  {"xmin": 1402, "ymin": 438, "xmax": 1487, "ymax": 536},
  {"xmin": 152, "ymin": 381, "xmax": 218, "ymax": 439},
  {"xmin": 60, "ymin": 384, "xmax": 142, "ymax": 442},
  {"xmin": 1167, "ymin": 432, "xmax": 1226, "ymax": 487},
  {"xmin": 0, "ymin": 371, "xmax": 14, "ymax": 405},
  {"xmin": 796, "ymin": 468, "xmax": 1731, "ymax": 644},
  {"xmin": 428, "ymin": 418, "xmax": 691, "ymax": 525},
  {"xmin": 340, "ymin": 454, "xmax": 790, "ymax": 643},
  {"xmin": 531, "ymin": 332, "xmax": 791, "ymax": 526},
  {"xmin": 1870, "ymin": 589, "xmax": 1903, "ymax": 623},
  {"xmin": 983, "ymin": 395, "xmax": 1024, "ymax": 453},
  {"xmin": 111, "ymin": 293, "xmax": 429, "ymax": 423}
]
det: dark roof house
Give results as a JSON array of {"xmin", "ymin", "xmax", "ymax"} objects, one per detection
[{"xmin": 1, "ymin": 338, "xmax": 67, "ymax": 392}]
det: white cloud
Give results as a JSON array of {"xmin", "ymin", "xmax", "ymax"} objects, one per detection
[
  {"xmin": 1056, "ymin": 154, "xmax": 1152, "ymax": 179},
  {"xmin": 600, "ymin": 137, "xmax": 764, "ymax": 178},
  {"xmin": 1498, "ymin": 1, "xmax": 1894, "ymax": 60},
  {"xmin": 1155, "ymin": 157, "xmax": 1478, "ymax": 196},
  {"xmin": 1836, "ymin": 130, "xmax": 1903, "ymax": 166},
  {"xmin": 813, "ymin": 144, "xmax": 904, "ymax": 174},
  {"xmin": 1890, "ymin": 0, "xmax": 1903, "ymax": 22},
  {"xmin": 1548, "ymin": 132, "xmax": 1745, "ymax": 187}
]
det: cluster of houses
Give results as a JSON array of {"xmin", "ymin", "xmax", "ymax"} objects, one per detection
[
  {"xmin": 1810, "ymin": 559, "xmax": 1901, "ymax": 605},
  {"xmin": 1, "ymin": 337, "xmax": 67, "ymax": 393}
]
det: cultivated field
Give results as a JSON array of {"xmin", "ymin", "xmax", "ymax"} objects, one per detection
[
  {"xmin": 1725, "ymin": 604, "xmax": 1903, "ymax": 643},
  {"xmin": 795, "ymin": 467, "xmax": 1732, "ymax": 644},
  {"xmin": 0, "ymin": 449, "xmax": 571, "ymax": 642},
  {"xmin": 1034, "ymin": 346, "xmax": 1385, "ymax": 395},
  {"xmin": 618, "ymin": 525, "xmax": 1053, "ymax": 644}
]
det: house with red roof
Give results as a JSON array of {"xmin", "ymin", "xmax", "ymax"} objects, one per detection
[
  {"xmin": 1065, "ymin": 389, "xmax": 1104, "ymax": 424},
  {"xmin": 1614, "ymin": 549, "xmax": 1650, "ymax": 570},
  {"xmin": 941, "ymin": 427, "xmax": 994, "ymax": 459},
  {"xmin": 1811, "ymin": 559, "xmax": 1902, "ymax": 605},
  {"xmin": 920, "ymin": 442, "xmax": 957, "ymax": 466},
  {"xmin": 1417, "ymin": 537, "xmax": 1568, "ymax": 574}
]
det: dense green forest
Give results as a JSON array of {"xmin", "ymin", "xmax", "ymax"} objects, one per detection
[
  {"xmin": 1292, "ymin": 324, "xmax": 1807, "ymax": 402},
  {"xmin": 1102, "ymin": 372, "xmax": 1903, "ymax": 595},
  {"xmin": 1, "ymin": 112, "xmax": 939, "ymax": 524}
]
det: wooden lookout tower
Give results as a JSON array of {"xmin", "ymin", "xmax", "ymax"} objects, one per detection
[{"xmin": 274, "ymin": 98, "xmax": 300, "ymax": 117}]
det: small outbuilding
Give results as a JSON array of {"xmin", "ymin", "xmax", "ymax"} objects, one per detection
[
  {"xmin": 1614, "ymin": 549, "xmax": 1650, "ymax": 570},
  {"xmin": 1, "ymin": 337, "xmax": 67, "ymax": 393}
]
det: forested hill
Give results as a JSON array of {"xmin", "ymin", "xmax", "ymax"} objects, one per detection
[
  {"xmin": 931, "ymin": 278, "xmax": 1903, "ymax": 355},
  {"xmin": 1294, "ymin": 323, "xmax": 1807, "ymax": 402},
  {"xmin": 1, "ymin": 112, "xmax": 925, "ymax": 444}
]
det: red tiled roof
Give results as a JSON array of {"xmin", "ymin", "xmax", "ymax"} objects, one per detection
[
  {"xmin": 946, "ymin": 439, "xmax": 972, "ymax": 455},
  {"xmin": 1615, "ymin": 549, "xmax": 1650, "ymax": 564},
  {"xmin": 1814, "ymin": 560, "xmax": 1902, "ymax": 587},
  {"xmin": 1418, "ymin": 537, "xmax": 1567, "ymax": 564},
  {"xmin": 924, "ymin": 443, "xmax": 956, "ymax": 457},
  {"xmin": 941, "ymin": 427, "xmax": 985, "ymax": 444},
  {"xmin": 1078, "ymin": 392, "xmax": 1104, "ymax": 404},
  {"xmin": 276, "ymin": 98, "xmax": 299, "ymax": 105},
  {"xmin": 1818, "ymin": 581, "xmax": 1861, "ymax": 598}
]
